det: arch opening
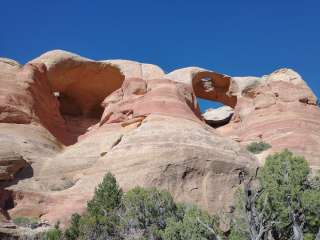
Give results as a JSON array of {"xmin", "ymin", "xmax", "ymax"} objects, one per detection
[
  {"xmin": 192, "ymin": 72, "xmax": 237, "ymax": 108},
  {"xmin": 198, "ymin": 97, "xmax": 234, "ymax": 128},
  {"xmin": 192, "ymin": 71, "xmax": 237, "ymax": 128}
]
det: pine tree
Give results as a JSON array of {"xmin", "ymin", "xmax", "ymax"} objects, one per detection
[{"xmin": 87, "ymin": 172, "xmax": 123, "ymax": 217}]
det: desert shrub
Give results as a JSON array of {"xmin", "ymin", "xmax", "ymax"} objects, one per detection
[
  {"xmin": 160, "ymin": 205, "xmax": 219, "ymax": 240},
  {"xmin": 228, "ymin": 189, "xmax": 251, "ymax": 240},
  {"xmin": 246, "ymin": 141, "xmax": 271, "ymax": 154},
  {"xmin": 258, "ymin": 150, "xmax": 309, "ymax": 231},
  {"xmin": 13, "ymin": 216, "xmax": 39, "ymax": 228},
  {"xmin": 230, "ymin": 150, "xmax": 320, "ymax": 239},
  {"xmin": 77, "ymin": 214, "xmax": 121, "ymax": 240},
  {"xmin": 87, "ymin": 172, "xmax": 123, "ymax": 217},
  {"xmin": 229, "ymin": 228, "xmax": 247, "ymax": 240},
  {"xmin": 300, "ymin": 188, "xmax": 320, "ymax": 238},
  {"xmin": 65, "ymin": 172, "xmax": 221, "ymax": 240},
  {"xmin": 121, "ymin": 187, "xmax": 177, "ymax": 231},
  {"xmin": 45, "ymin": 222, "xmax": 63, "ymax": 240},
  {"xmin": 65, "ymin": 172, "xmax": 122, "ymax": 240},
  {"xmin": 64, "ymin": 213, "xmax": 81, "ymax": 240}
]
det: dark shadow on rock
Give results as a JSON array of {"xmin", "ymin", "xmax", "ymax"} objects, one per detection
[
  {"xmin": 0, "ymin": 189, "xmax": 14, "ymax": 220},
  {"xmin": 0, "ymin": 163, "xmax": 34, "ymax": 189},
  {"xmin": 14, "ymin": 164, "xmax": 33, "ymax": 180},
  {"xmin": 204, "ymin": 113, "xmax": 233, "ymax": 128}
]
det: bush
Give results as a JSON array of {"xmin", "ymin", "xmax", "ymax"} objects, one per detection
[
  {"xmin": 258, "ymin": 150, "xmax": 309, "ymax": 230},
  {"xmin": 121, "ymin": 187, "xmax": 177, "ymax": 231},
  {"xmin": 246, "ymin": 141, "xmax": 271, "ymax": 154},
  {"xmin": 45, "ymin": 222, "xmax": 63, "ymax": 240},
  {"xmin": 87, "ymin": 172, "xmax": 123, "ymax": 217},
  {"xmin": 77, "ymin": 214, "xmax": 120, "ymax": 240},
  {"xmin": 13, "ymin": 216, "xmax": 39, "ymax": 228},
  {"xmin": 64, "ymin": 213, "xmax": 81, "ymax": 240},
  {"xmin": 65, "ymin": 172, "xmax": 122, "ymax": 240},
  {"xmin": 228, "ymin": 189, "xmax": 251, "ymax": 240},
  {"xmin": 65, "ymin": 172, "xmax": 221, "ymax": 240},
  {"xmin": 161, "ymin": 205, "xmax": 219, "ymax": 240},
  {"xmin": 230, "ymin": 150, "xmax": 320, "ymax": 239},
  {"xmin": 301, "ymin": 189, "xmax": 320, "ymax": 238}
]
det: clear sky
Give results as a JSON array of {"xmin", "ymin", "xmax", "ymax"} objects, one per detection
[{"xmin": 1, "ymin": 1, "xmax": 319, "ymax": 112}]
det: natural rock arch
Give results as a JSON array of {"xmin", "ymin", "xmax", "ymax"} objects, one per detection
[
  {"xmin": 192, "ymin": 71, "xmax": 237, "ymax": 108},
  {"xmin": 165, "ymin": 67, "xmax": 237, "ymax": 107},
  {"xmin": 165, "ymin": 67, "xmax": 237, "ymax": 128}
]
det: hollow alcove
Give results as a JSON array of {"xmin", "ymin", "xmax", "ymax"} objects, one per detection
[
  {"xmin": 55, "ymin": 92, "xmax": 105, "ymax": 140},
  {"xmin": 42, "ymin": 60, "xmax": 125, "ymax": 145}
]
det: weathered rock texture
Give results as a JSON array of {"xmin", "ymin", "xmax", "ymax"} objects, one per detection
[{"xmin": 0, "ymin": 50, "xmax": 319, "ymax": 230}]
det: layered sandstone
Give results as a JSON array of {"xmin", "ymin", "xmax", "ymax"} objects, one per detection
[
  {"xmin": 165, "ymin": 66, "xmax": 320, "ymax": 168},
  {"xmin": 217, "ymin": 69, "xmax": 320, "ymax": 168},
  {"xmin": 0, "ymin": 50, "xmax": 319, "ymax": 233}
]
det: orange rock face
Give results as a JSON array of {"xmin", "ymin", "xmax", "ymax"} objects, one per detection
[{"xmin": 0, "ymin": 50, "xmax": 319, "ymax": 229}]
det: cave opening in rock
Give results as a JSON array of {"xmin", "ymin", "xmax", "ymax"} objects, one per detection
[
  {"xmin": 197, "ymin": 97, "xmax": 234, "ymax": 128},
  {"xmin": 53, "ymin": 91, "xmax": 105, "ymax": 142},
  {"xmin": 42, "ymin": 61, "xmax": 125, "ymax": 145}
]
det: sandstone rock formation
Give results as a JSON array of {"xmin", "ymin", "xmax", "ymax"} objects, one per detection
[
  {"xmin": 0, "ymin": 50, "xmax": 319, "ymax": 233},
  {"xmin": 166, "ymin": 66, "xmax": 320, "ymax": 168},
  {"xmin": 218, "ymin": 69, "xmax": 320, "ymax": 168}
]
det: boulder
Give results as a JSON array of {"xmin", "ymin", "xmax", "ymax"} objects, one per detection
[{"xmin": 202, "ymin": 106, "xmax": 234, "ymax": 128}]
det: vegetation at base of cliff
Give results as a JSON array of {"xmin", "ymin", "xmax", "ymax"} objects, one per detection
[
  {"xmin": 45, "ymin": 222, "xmax": 63, "ymax": 240},
  {"xmin": 246, "ymin": 141, "xmax": 271, "ymax": 154},
  {"xmin": 43, "ymin": 151, "xmax": 320, "ymax": 240},
  {"xmin": 12, "ymin": 216, "xmax": 40, "ymax": 228},
  {"xmin": 56, "ymin": 172, "xmax": 221, "ymax": 240},
  {"xmin": 230, "ymin": 150, "xmax": 320, "ymax": 240}
]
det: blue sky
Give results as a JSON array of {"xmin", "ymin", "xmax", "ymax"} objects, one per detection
[{"xmin": 1, "ymin": 1, "xmax": 319, "ymax": 112}]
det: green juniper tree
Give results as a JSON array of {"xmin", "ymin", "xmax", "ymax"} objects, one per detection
[
  {"xmin": 161, "ymin": 205, "xmax": 221, "ymax": 240},
  {"xmin": 231, "ymin": 150, "xmax": 320, "ymax": 240},
  {"xmin": 64, "ymin": 172, "xmax": 222, "ymax": 240},
  {"xmin": 64, "ymin": 172, "xmax": 123, "ymax": 240},
  {"xmin": 87, "ymin": 172, "xmax": 123, "ymax": 217}
]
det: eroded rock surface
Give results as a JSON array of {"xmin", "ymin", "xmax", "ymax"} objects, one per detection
[{"xmin": 0, "ymin": 50, "xmax": 319, "ymax": 231}]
